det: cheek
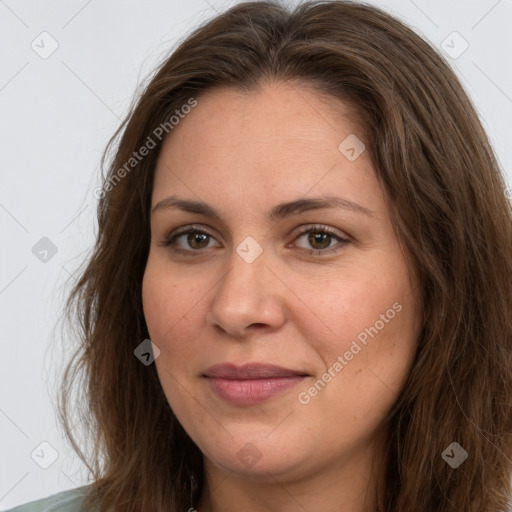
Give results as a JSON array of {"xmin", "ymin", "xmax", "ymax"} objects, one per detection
[
  {"xmin": 300, "ymin": 269, "xmax": 407, "ymax": 346},
  {"xmin": 143, "ymin": 258, "xmax": 192, "ymax": 338},
  {"xmin": 295, "ymin": 278, "xmax": 418, "ymax": 440},
  {"xmin": 142, "ymin": 267, "xmax": 171, "ymax": 340},
  {"xmin": 142, "ymin": 261, "xmax": 207, "ymax": 371},
  {"xmin": 142, "ymin": 265, "xmax": 201, "ymax": 411},
  {"xmin": 297, "ymin": 256, "xmax": 419, "ymax": 390}
]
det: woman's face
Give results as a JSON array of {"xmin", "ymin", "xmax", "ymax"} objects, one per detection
[{"xmin": 142, "ymin": 81, "xmax": 421, "ymax": 483}]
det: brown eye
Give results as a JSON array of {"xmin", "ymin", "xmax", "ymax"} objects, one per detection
[
  {"xmin": 308, "ymin": 232, "xmax": 332, "ymax": 250},
  {"xmin": 294, "ymin": 225, "xmax": 350, "ymax": 255},
  {"xmin": 187, "ymin": 232, "xmax": 210, "ymax": 249},
  {"xmin": 160, "ymin": 226, "xmax": 221, "ymax": 254}
]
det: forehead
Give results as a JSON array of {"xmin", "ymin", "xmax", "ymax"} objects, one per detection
[
  {"xmin": 160, "ymin": 81, "xmax": 361, "ymax": 153},
  {"xmin": 152, "ymin": 82, "xmax": 379, "ymax": 213}
]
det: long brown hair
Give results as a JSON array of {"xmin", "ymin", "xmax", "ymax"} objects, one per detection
[{"xmin": 58, "ymin": 1, "xmax": 512, "ymax": 510}]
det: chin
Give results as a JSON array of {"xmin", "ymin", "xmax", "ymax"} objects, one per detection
[{"xmin": 198, "ymin": 428, "xmax": 311, "ymax": 479}]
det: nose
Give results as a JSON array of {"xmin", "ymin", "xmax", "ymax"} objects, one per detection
[{"xmin": 206, "ymin": 245, "xmax": 287, "ymax": 338}]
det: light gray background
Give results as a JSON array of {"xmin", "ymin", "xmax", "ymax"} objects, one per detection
[{"xmin": 1, "ymin": 0, "xmax": 511, "ymax": 508}]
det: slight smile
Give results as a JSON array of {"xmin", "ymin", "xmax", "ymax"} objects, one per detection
[{"xmin": 203, "ymin": 363, "xmax": 310, "ymax": 405}]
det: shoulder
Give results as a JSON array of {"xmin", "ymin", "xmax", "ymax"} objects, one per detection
[{"xmin": 1, "ymin": 486, "xmax": 92, "ymax": 512}]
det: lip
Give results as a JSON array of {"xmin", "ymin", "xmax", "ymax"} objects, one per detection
[
  {"xmin": 203, "ymin": 363, "xmax": 309, "ymax": 405},
  {"xmin": 204, "ymin": 363, "xmax": 307, "ymax": 379}
]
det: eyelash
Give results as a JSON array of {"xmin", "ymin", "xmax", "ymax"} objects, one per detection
[{"xmin": 158, "ymin": 223, "xmax": 350, "ymax": 257}]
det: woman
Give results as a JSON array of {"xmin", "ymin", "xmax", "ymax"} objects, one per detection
[{"xmin": 7, "ymin": 0, "xmax": 512, "ymax": 510}]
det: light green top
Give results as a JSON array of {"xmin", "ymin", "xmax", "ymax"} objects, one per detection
[{"xmin": 2, "ymin": 486, "xmax": 91, "ymax": 512}]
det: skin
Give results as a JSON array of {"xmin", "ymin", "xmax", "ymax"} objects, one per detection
[{"xmin": 142, "ymin": 81, "xmax": 422, "ymax": 512}]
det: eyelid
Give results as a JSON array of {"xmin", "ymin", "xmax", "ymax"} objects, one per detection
[
  {"xmin": 166, "ymin": 223, "xmax": 218, "ymax": 239},
  {"xmin": 158, "ymin": 224, "xmax": 221, "ymax": 250},
  {"xmin": 290, "ymin": 223, "xmax": 350, "ymax": 242},
  {"xmin": 290, "ymin": 224, "xmax": 351, "ymax": 254}
]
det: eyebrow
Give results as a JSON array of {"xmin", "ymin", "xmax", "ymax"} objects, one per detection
[{"xmin": 151, "ymin": 195, "xmax": 373, "ymax": 220}]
